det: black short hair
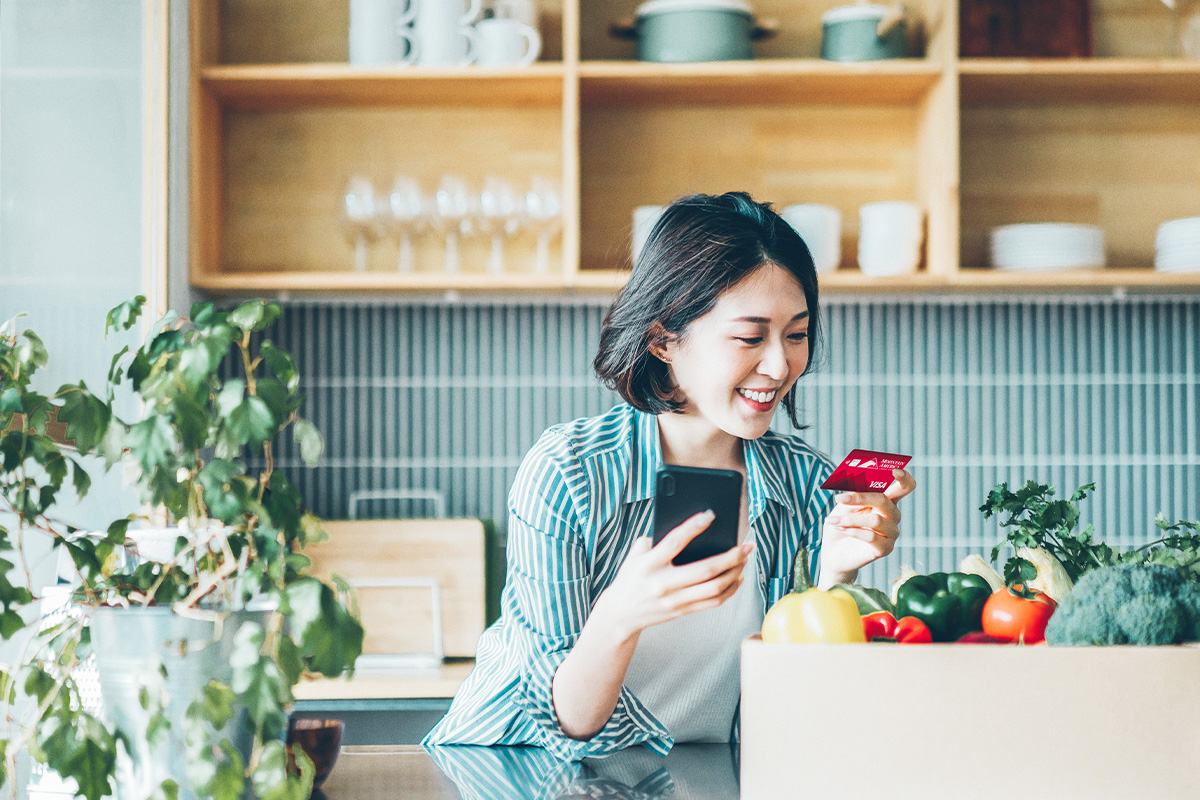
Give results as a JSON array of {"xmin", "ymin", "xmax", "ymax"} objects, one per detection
[{"xmin": 593, "ymin": 191, "xmax": 820, "ymax": 428}]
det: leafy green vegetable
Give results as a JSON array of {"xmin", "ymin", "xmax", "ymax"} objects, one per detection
[{"xmin": 981, "ymin": 480, "xmax": 1200, "ymax": 585}]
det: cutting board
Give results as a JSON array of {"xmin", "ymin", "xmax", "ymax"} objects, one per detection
[{"xmin": 306, "ymin": 518, "xmax": 487, "ymax": 659}]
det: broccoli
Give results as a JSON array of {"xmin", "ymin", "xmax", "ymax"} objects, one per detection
[{"xmin": 1044, "ymin": 564, "xmax": 1200, "ymax": 646}]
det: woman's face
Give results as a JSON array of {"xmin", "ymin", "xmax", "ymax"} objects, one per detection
[{"xmin": 659, "ymin": 263, "xmax": 810, "ymax": 441}]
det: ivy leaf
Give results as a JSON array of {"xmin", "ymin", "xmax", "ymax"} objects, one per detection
[
  {"xmin": 275, "ymin": 634, "xmax": 304, "ymax": 687},
  {"xmin": 38, "ymin": 712, "xmax": 116, "ymax": 800},
  {"xmin": 260, "ymin": 341, "xmax": 299, "ymax": 393},
  {"xmin": 151, "ymin": 779, "xmax": 179, "ymax": 800},
  {"xmin": 125, "ymin": 415, "xmax": 178, "ymax": 475},
  {"xmin": 285, "ymin": 577, "xmax": 364, "ymax": 677},
  {"xmin": 253, "ymin": 740, "xmax": 310, "ymax": 800},
  {"xmin": 106, "ymin": 296, "xmax": 146, "ymax": 335},
  {"xmin": 187, "ymin": 680, "xmax": 236, "ymax": 730},
  {"xmin": 0, "ymin": 386, "xmax": 21, "ymax": 414},
  {"xmin": 228, "ymin": 396, "xmax": 276, "ymax": 450},
  {"xmin": 17, "ymin": 330, "xmax": 49, "ymax": 372},
  {"xmin": 230, "ymin": 301, "xmax": 281, "ymax": 333},
  {"xmin": 179, "ymin": 343, "xmax": 219, "ymax": 393},
  {"xmin": 56, "ymin": 384, "xmax": 111, "ymax": 453},
  {"xmin": 216, "ymin": 379, "xmax": 245, "ymax": 417},
  {"xmin": 293, "ymin": 419, "xmax": 323, "ymax": 468},
  {"xmin": 204, "ymin": 743, "xmax": 246, "ymax": 800}
]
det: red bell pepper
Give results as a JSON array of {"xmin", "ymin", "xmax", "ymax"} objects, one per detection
[{"xmin": 862, "ymin": 611, "xmax": 933, "ymax": 644}]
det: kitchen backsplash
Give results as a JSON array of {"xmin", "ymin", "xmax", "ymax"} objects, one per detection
[{"xmin": 247, "ymin": 295, "xmax": 1199, "ymax": 590}]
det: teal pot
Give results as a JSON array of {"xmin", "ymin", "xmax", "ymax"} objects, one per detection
[
  {"xmin": 91, "ymin": 607, "xmax": 267, "ymax": 800},
  {"xmin": 821, "ymin": 4, "xmax": 909, "ymax": 62},
  {"xmin": 613, "ymin": 0, "xmax": 774, "ymax": 63}
]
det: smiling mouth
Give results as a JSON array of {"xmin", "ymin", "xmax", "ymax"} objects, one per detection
[{"xmin": 737, "ymin": 388, "xmax": 778, "ymax": 404}]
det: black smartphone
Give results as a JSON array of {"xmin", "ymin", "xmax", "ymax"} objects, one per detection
[{"xmin": 652, "ymin": 465, "xmax": 743, "ymax": 565}]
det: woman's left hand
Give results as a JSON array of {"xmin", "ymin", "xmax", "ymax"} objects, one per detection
[{"xmin": 816, "ymin": 469, "xmax": 916, "ymax": 589}]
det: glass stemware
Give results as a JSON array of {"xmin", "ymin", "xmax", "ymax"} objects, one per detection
[
  {"xmin": 434, "ymin": 175, "xmax": 476, "ymax": 274},
  {"xmin": 525, "ymin": 175, "xmax": 562, "ymax": 275},
  {"xmin": 342, "ymin": 176, "xmax": 382, "ymax": 273},
  {"xmin": 478, "ymin": 176, "xmax": 522, "ymax": 275},
  {"xmin": 388, "ymin": 176, "xmax": 428, "ymax": 273}
]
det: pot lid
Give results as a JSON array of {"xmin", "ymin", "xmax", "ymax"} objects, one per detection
[
  {"xmin": 636, "ymin": 0, "xmax": 754, "ymax": 18},
  {"xmin": 822, "ymin": 3, "xmax": 890, "ymax": 23}
]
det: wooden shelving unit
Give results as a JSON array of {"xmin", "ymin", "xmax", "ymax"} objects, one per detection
[{"xmin": 190, "ymin": 0, "xmax": 1200, "ymax": 295}]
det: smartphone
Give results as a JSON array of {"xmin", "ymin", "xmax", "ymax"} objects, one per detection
[{"xmin": 652, "ymin": 465, "xmax": 743, "ymax": 565}]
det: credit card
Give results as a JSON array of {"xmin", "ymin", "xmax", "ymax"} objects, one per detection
[{"xmin": 821, "ymin": 449, "xmax": 912, "ymax": 493}]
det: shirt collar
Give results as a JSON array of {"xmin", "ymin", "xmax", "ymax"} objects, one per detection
[
  {"xmin": 626, "ymin": 408, "xmax": 796, "ymax": 518},
  {"xmin": 627, "ymin": 407, "xmax": 664, "ymax": 504}
]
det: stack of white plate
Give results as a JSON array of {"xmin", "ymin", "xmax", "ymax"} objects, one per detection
[
  {"xmin": 989, "ymin": 223, "xmax": 1105, "ymax": 270},
  {"xmin": 1155, "ymin": 217, "xmax": 1200, "ymax": 273}
]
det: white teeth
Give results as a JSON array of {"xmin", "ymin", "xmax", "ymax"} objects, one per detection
[{"xmin": 739, "ymin": 388, "xmax": 777, "ymax": 404}]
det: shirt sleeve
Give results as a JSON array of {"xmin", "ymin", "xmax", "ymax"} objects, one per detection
[{"xmin": 505, "ymin": 429, "xmax": 672, "ymax": 760}]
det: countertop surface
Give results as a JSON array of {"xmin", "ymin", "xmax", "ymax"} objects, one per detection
[{"xmin": 318, "ymin": 744, "xmax": 740, "ymax": 800}]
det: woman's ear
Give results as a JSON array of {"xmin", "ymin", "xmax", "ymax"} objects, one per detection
[{"xmin": 647, "ymin": 322, "xmax": 672, "ymax": 363}]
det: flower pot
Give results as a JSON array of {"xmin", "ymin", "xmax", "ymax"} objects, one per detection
[{"xmin": 91, "ymin": 607, "xmax": 265, "ymax": 800}]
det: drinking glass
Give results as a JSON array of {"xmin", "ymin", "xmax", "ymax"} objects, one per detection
[
  {"xmin": 524, "ymin": 175, "xmax": 562, "ymax": 275},
  {"xmin": 342, "ymin": 176, "xmax": 382, "ymax": 273},
  {"xmin": 434, "ymin": 175, "xmax": 476, "ymax": 274},
  {"xmin": 387, "ymin": 176, "xmax": 429, "ymax": 273},
  {"xmin": 478, "ymin": 176, "xmax": 522, "ymax": 274}
]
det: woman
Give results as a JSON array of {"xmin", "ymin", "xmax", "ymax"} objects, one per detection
[{"xmin": 423, "ymin": 192, "xmax": 915, "ymax": 760}]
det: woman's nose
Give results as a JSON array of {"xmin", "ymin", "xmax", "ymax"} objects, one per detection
[{"xmin": 758, "ymin": 344, "xmax": 788, "ymax": 380}]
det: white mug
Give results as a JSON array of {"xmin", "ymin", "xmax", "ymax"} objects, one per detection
[
  {"xmin": 349, "ymin": 0, "xmax": 418, "ymax": 65},
  {"xmin": 857, "ymin": 201, "xmax": 923, "ymax": 276},
  {"xmin": 781, "ymin": 204, "xmax": 841, "ymax": 274},
  {"xmin": 491, "ymin": 0, "xmax": 538, "ymax": 27},
  {"xmin": 475, "ymin": 18, "xmax": 542, "ymax": 67},
  {"xmin": 416, "ymin": 0, "xmax": 482, "ymax": 66}
]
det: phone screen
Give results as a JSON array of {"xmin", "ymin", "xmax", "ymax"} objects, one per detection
[{"xmin": 652, "ymin": 465, "xmax": 743, "ymax": 565}]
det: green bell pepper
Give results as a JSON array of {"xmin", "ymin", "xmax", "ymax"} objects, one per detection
[{"xmin": 894, "ymin": 572, "xmax": 992, "ymax": 642}]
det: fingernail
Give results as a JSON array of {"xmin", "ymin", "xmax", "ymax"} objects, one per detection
[
  {"xmin": 835, "ymin": 493, "xmax": 853, "ymax": 503},
  {"xmin": 828, "ymin": 515, "xmax": 842, "ymax": 525},
  {"xmin": 893, "ymin": 468, "xmax": 905, "ymax": 476},
  {"xmin": 742, "ymin": 542, "xmax": 755, "ymax": 555},
  {"xmin": 699, "ymin": 509, "xmax": 715, "ymax": 522}
]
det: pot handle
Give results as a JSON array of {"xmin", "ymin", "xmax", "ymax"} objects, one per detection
[
  {"xmin": 751, "ymin": 18, "xmax": 780, "ymax": 41},
  {"xmin": 609, "ymin": 17, "xmax": 637, "ymax": 40}
]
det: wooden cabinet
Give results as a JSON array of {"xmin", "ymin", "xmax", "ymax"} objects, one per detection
[{"xmin": 190, "ymin": 0, "xmax": 1200, "ymax": 295}]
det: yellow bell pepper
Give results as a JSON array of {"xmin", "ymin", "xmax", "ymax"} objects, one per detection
[{"xmin": 760, "ymin": 549, "xmax": 866, "ymax": 644}]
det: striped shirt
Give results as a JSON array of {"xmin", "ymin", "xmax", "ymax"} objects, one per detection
[{"xmin": 422, "ymin": 403, "xmax": 836, "ymax": 761}]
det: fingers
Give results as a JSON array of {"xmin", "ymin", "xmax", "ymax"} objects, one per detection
[
  {"xmin": 670, "ymin": 540, "xmax": 753, "ymax": 586},
  {"xmin": 827, "ymin": 509, "xmax": 895, "ymax": 535},
  {"xmin": 653, "ymin": 510, "xmax": 715, "ymax": 564},
  {"xmin": 884, "ymin": 469, "xmax": 916, "ymax": 502},
  {"xmin": 667, "ymin": 565, "xmax": 746, "ymax": 615}
]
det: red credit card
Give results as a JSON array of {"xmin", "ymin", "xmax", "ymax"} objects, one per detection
[{"xmin": 821, "ymin": 449, "xmax": 912, "ymax": 493}]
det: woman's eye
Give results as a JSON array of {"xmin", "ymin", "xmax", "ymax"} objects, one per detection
[
  {"xmin": 789, "ymin": 332, "xmax": 809, "ymax": 342},
  {"xmin": 734, "ymin": 337, "xmax": 763, "ymax": 345}
]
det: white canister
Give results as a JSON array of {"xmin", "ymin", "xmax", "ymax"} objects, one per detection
[
  {"xmin": 781, "ymin": 204, "xmax": 842, "ymax": 274},
  {"xmin": 475, "ymin": 17, "xmax": 542, "ymax": 67},
  {"xmin": 349, "ymin": 0, "xmax": 418, "ymax": 65},
  {"xmin": 415, "ymin": 0, "xmax": 483, "ymax": 66},
  {"xmin": 857, "ymin": 201, "xmax": 923, "ymax": 276}
]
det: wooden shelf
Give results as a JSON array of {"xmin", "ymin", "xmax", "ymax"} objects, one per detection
[
  {"xmin": 191, "ymin": 269, "xmax": 628, "ymax": 295},
  {"xmin": 579, "ymin": 59, "xmax": 945, "ymax": 106},
  {"xmin": 960, "ymin": 59, "xmax": 1200, "ymax": 103},
  {"xmin": 201, "ymin": 63, "xmax": 567, "ymax": 109}
]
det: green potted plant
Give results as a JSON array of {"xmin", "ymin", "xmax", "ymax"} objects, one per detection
[{"xmin": 0, "ymin": 296, "xmax": 364, "ymax": 800}]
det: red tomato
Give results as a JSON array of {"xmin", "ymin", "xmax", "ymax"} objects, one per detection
[{"xmin": 981, "ymin": 585, "xmax": 1056, "ymax": 644}]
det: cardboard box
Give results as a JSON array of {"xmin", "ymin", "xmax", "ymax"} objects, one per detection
[{"xmin": 741, "ymin": 635, "xmax": 1200, "ymax": 799}]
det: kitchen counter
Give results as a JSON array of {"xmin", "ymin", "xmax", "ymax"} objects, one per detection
[{"xmin": 319, "ymin": 744, "xmax": 740, "ymax": 800}]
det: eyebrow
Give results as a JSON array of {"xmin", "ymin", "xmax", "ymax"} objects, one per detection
[{"xmin": 730, "ymin": 311, "xmax": 810, "ymax": 324}]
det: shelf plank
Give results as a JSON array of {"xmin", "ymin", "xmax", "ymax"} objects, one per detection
[
  {"xmin": 580, "ymin": 59, "xmax": 945, "ymax": 106},
  {"xmin": 190, "ymin": 267, "xmax": 1200, "ymax": 295},
  {"xmin": 960, "ymin": 59, "xmax": 1200, "ymax": 103},
  {"xmin": 201, "ymin": 63, "xmax": 567, "ymax": 109}
]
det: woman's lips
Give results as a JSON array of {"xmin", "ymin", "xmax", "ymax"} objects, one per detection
[{"xmin": 737, "ymin": 387, "xmax": 776, "ymax": 412}]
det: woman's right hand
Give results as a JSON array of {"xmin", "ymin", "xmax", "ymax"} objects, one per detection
[{"xmin": 590, "ymin": 511, "xmax": 753, "ymax": 642}]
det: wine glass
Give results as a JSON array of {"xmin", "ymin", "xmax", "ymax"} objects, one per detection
[
  {"xmin": 387, "ymin": 176, "xmax": 429, "ymax": 273},
  {"xmin": 342, "ymin": 176, "xmax": 382, "ymax": 273},
  {"xmin": 525, "ymin": 175, "xmax": 562, "ymax": 275},
  {"xmin": 478, "ymin": 176, "xmax": 522, "ymax": 275},
  {"xmin": 433, "ymin": 175, "xmax": 476, "ymax": 274}
]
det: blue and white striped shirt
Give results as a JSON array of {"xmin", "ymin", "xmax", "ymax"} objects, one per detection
[{"xmin": 422, "ymin": 403, "xmax": 835, "ymax": 760}]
